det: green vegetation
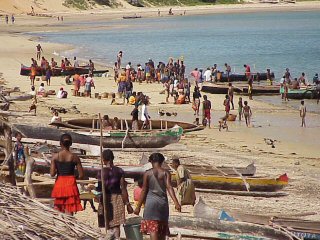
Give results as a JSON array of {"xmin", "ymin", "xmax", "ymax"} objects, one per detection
[
  {"xmin": 63, "ymin": 0, "xmax": 241, "ymax": 9},
  {"xmin": 141, "ymin": 0, "xmax": 240, "ymax": 6},
  {"xmin": 63, "ymin": 0, "xmax": 89, "ymax": 9}
]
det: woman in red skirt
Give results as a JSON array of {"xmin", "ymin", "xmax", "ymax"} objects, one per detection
[{"xmin": 50, "ymin": 133, "xmax": 84, "ymax": 215}]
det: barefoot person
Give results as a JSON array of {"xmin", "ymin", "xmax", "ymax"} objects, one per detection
[
  {"xmin": 134, "ymin": 153, "xmax": 181, "ymax": 240},
  {"xmin": 202, "ymin": 95, "xmax": 212, "ymax": 128},
  {"xmin": 14, "ymin": 132, "xmax": 26, "ymax": 176},
  {"xmin": 97, "ymin": 149, "xmax": 133, "ymax": 240},
  {"xmin": 192, "ymin": 86, "xmax": 201, "ymax": 116},
  {"xmin": 243, "ymin": 101, "xmax": 252, "ymax": 127},
  {"xmin": 238, "ymin": 97, "xmax": 243, "ymax": 121},
  {"xmin": 228, "ymin": 83, "xmax": 234, "ymax": 110},
  {"xmin": 299, "ymin": 100, "xmax": 306, "ymax": 127},
  {"xmin": 36, "ymin": 44, "xmax": 43, "ymax": 61},
  {"xmin": 171, "ymin": 157, "xmax": 196, "ymax": 207},
  {"xmin": 50, "ymin": 134, "xmax": 84, "ymax": 215}
]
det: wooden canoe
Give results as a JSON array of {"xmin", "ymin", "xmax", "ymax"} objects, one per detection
[
  {"xmin": 123, "ymin": 15, "xmax": 142, "ymax": 19},
  {"xmin": 32, "ymin": 157, "xmax": 256, "ymax": 179},
  {"xmin": 49, "ymin": 118, "xmax": 204, "ymax": 133},
  {"xmin": 12, "ymin": 124, "xmax": 183, "ymax": 149},
  {"xmin": 20, "ymin": 64, "xmax": 108, "ymax": 77},
  {"xmin": 202, "ymin": 83, "xmax": 279, "ymax": 95},
  {"xmin": 168, "ymin": 216, "xmax": 298, "ymax": 240},
  {"xmin": 31, "ymin": 157, "xmax": 286, "ymax": 191},
  {"xmin": 195, "ymin": 198, "xmax": 317, "ymax": 240},
  {"xmin": 287, "ymin": 89, "xmax": 318, "ymax": 99},
  {"xmin": 216, "ymin": 72, "xmax": 275, "ymax": 82}
]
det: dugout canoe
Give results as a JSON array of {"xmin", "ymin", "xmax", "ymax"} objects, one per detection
[
  {"xmin": 31, "ymin": 157, "xmax": 285, "ymax": 191},
  {"xmin": 20, "ymin": 64, "xmax": 108, "ymax": 77},
  {"xmin": 123, "ymin": 15, "xmax": 142, "ymax": 19},
  {"xmin": 32, "ymin": 157, "xmax": 256, "ymax": 180},
  {"xmin": 12, "ymin": 124, "xmax": 183, "ymax": 149},
  {"xmin": 49, "ymin": 118, "xmax": 204, "ymax": 133},
  {"xmin": 217, "ymin": 71, "xmax": 275, "ymax": 82},
  {"xmin": 287, "ymin": 89, "xmax": 318, "ymax": 99},
  {"xmin": 202, "ymin": 83, "xmax": 279, "ymax": 95},
  {"xmin": 168, "ymin": 215, "xmax": 298, "ymax": 240},
  {"xmin": 185, "ymin": 172, "xmax": 288, "ymax": 191},
  {"xmin": 195, "ymin": 198, "xmax": 318, "ymax": 240}
]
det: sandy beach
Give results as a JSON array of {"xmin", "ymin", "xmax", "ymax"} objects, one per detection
[{"xmin": 0, "ymin": 1, "xmax": 320, "ymax": 238}]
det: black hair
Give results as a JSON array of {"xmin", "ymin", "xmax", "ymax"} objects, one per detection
[
  {"xmin": 301, "ymin": 100, "xmax": 304, "ymax": 105},
  {"xmin": 60, "ymin": 133, "xmax": 72, "ymax": 148},
  {"xmin": 15, "ymin": 132, "xmax": 22, "ymax": 138},
  {"xmin": 244, "ymin": 101, "xmax": 248, "ymax": 105},
  {"xmin": 149, "ymin": 152, "xmax": 165, "ymax": 164},
  {"xmin": 137, "ymin": 178, "xmax": 143, "ymax": 187},
  {"xmin": 172, "ymin": 158, "xmax": 180, "ymax": 165},
  {"xmin": 102, "ymin": 149, "xmax": 114, "ymax": 162}
]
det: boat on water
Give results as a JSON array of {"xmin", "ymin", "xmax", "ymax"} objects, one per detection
[
  {"xmin": 123, "ymin": 15, "xmax": 142, "ymax": 19},
  {"xmin": 12, "ymin": 124, "xmax": 183, "ymax": 149},
  {"xmin": 202, "ymin": 83, "xmax": 280, "ymax": 95},
  {"xmin": 195, "ymin": 198, "xmax": 318, "ymax": 240},
  {"xmin": 49, "ymin": 118, "xmax": 204, "ymax": 133},
  {"xmin": 20, "ymin": 64, "xmax": 108, "ymax": 77},
  {"xmin": 217, "ymin": 71, "xmax": 275, "ymax": 82},
  {"xmin": 287, "ymin": 88, "xmax": 318, "ymax": 99}
]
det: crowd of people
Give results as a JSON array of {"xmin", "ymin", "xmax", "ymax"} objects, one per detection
[{"xmin": 45, "ymin": 132, "xmax": 196, "ymax": 240}]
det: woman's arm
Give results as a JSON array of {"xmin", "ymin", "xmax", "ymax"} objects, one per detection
[
  {"xmin": 134, "ymin": 172, "xmax": 149, "ymax": 215},
  {"xmin": 120, "ymin": 176, "xmax": 133, "ymax": 214},
  {"xmin": 75, "ymin": 155, "xmax": 84, "ymax": 179},
  {"xmin": 165, "ymin": 170, "xmax": 181, "ymax": 212},
  {"xmin": 50, "ymin": 154, "xmax": 57, "ymax": 177}
]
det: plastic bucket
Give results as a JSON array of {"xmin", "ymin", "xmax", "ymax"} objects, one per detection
[{"xmin": 123, "ymin": 223, "xmax": 143, "ymax": 240}]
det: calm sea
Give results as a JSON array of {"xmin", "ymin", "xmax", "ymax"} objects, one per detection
[
  {"xmin": 35, "ymin": 10, "xmax": 320, "ymax": 79},
  {"xmin": 35, "ymin": 11, "xmax": 320, "ymax": 113}
]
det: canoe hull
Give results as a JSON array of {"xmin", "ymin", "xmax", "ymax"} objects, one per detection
[
  {"xmin": 20, "ymin": 65, "xmax": 108, "ymax": 77},
  {"xmin": 50, "ymin": 118, "xmax": 204, "ymax": 133},
  {"xmin": 218, "ymin": 72, "xmax": 275, "ymax": 82},
  {"xmin": 12, "ymin": 124, "xmax": 183, "ymax": 148},
  {"xmin": 287, "ymin": 89, "xmax": 318, "ymax": 99},
  {"xmin": 169, "ymin": 216, "xmax": 295, "ymax": 240}
]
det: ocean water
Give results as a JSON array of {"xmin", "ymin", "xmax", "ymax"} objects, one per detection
[{"xmin": 35, "ymin": 10, "xmax": 320, "ymax": 80}]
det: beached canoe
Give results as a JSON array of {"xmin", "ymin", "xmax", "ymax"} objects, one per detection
[
  {"xmin": 32, "ymin": 157, "xmax": 256, "ymax": 180},
  {"xmin": 32, "ymin": 157, "xmax": 284, "ymax": 191},
  {"xmin": 20, "ymin": 64, "xmax": 108, "ymax": 77},
  {"xmin": 167, "ymin": 216, "xmax": 298, "ymax": 240},
  {"xmin": 185, "ymin": 172, "xmax": 288, "ymax": 191},
  {"xmin": 195, "ymin": 198, "xmax": 318, "ymax": 240},
  {"xmin": 287, "ymin": 89, "xmax": 318, "ymax": 99},
  {"xmin": 12, "ymin": 124, "xmax": 183, "ymax": 149},
  {"xmin": 49, "ymin": 118, "xmax": 204, "ymax": 133}
]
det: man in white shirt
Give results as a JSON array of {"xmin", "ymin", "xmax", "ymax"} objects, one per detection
[
  {"xmin": 203, "ymin": 67, "xmax": 212, "ymax": 82},
  {"xmin": 73, "ymin": 57, "xmax": 79, "ymax": 68}
]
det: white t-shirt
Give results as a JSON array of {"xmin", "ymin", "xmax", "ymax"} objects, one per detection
[
  {"xmin": 38, "ymin": 86, "xmax": 45, "ymax": 92},
  {"xmin": 204, "ymin": 70, "xmax": 212, "ymax": 82},
  {"xmin": 57, "ymin": 90, "xmax": 63, "ymax": 98},
  {"xmin": 126, "ymin": 64, "xmax": 131, "ymax": 70},
  {"xmin": 74, "ymin": 60, "xmax": 79, "ymax": 68},
  {"xmin": 141, "ymin": 104, "xmax": 149, "ymax": 121}
]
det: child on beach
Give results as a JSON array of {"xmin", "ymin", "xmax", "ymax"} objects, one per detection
[
  {"xmin": 133, "ymin": 178, "xmax": 143, "ymax": 208},
  {"xmin": 14, "ymin": 132, "xmax": 26, "ymax": 176},
  {"xmin": 243, "ymin": 101, "xmax": 252, "ymax": 127},
  {"xmin": 299, "ymin": 100, "xmax": 306, "ymax": 127},
  {"xmin": 238, "ymin": 97, "xmax": 243, "ymax": 121}
]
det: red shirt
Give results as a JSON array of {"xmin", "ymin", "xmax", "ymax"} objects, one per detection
[{"xmin": 245, "ymin": 65, "xmax": 251, "ymax": 77}]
